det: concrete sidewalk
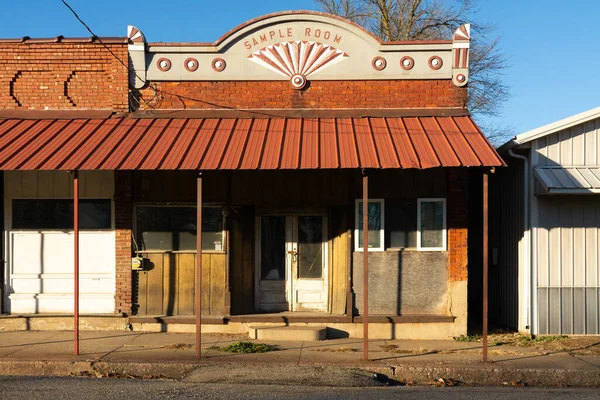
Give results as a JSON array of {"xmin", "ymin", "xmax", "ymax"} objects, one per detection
[{"xmin": 0, "ymin": 330, "xmax": 599, "ymax": 386}]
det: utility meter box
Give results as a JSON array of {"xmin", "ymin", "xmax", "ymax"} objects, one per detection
[{"xmin": 131, "ymin": 256, "xmax": 144, "ymax": 271}]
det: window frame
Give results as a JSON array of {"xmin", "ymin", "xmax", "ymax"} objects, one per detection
[
  {"xmin": 354, "ymin": 198, "xmax": 385, "ymax": 252},
  {"xmin": 417, "ymin": 198, "xmax": 447, "ymax": 251},
  {"xmin": 133, "ymin": 203, "xmax": 227, "ymax": 253}
]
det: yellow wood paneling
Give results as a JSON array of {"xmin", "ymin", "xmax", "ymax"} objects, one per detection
[
  {"xmin": 178, "ymin": 253, "xmax": 196, "ymax": 315},
  {"xmin": 330, "ymin": 206, "xmax": 349, "ymax": 315},
  {"xmin": 136, "ymin": 252, "xmax": 226, "ymax": 316}
]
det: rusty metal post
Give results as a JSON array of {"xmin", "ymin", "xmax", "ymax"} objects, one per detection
[
  {"xmin": 483, "ymin": 171, "xmax": 489, "ymax": 362},
  {"xmin": 196, "ymin": 172, "xmax": 203, "ymax": 359},
  {"xmin": 362, "ymin": 169, "xmax": 369, "ymax": 361},
  {"xmin": 73, "ymin": 170, "xmax": 80, "ymax": 356}
]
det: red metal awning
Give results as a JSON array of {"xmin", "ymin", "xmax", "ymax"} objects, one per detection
[{"xmin": 0, "ymin": 116, "xmax": 504, "ymax": 170}]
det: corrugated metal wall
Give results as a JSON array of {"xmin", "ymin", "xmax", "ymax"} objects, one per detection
[
  {"xmin": 532, "ymin": 116, "xmax": 600, "ymax": 334},
  {"xmin": 532, "ymin": 118, "xmax": 600, "ymax": 167},
  {"xmin": 535, "ymin": 197, "xmax": 600, "ymax": 334},
  {"xmin": 490, "ymin": 155, "xmax": 523, "ymax": 330}
]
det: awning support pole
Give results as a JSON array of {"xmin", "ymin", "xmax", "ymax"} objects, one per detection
[
  {"xmin": 362, "ymin": 169, "xmax": 369, "ymax": 361},
  {"xmin": 73, "ymin": 170, "xmax": 80, "ymax": 356},
  {"xmin": 196, "ymin": 172, "xmax": 203, "ymax": 359},
  {"xmin": 483, "ymin": 171, "xmax": 489, "ymax": 362}
]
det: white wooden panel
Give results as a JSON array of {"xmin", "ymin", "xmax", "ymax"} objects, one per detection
[
  {"xmin": 8, "ymin": 231, "xmax": 116, "ymax": 314},
  {"xmin": 9, "ymin": 294, "xmax": 115, "ymax": 314},
  {"xmin": 11, "ymin": 233, "xmax": 42, "ymax": 274},
  {"xmin": 11, "ymin": 277, "xmax": 114, "ymax": 294}
]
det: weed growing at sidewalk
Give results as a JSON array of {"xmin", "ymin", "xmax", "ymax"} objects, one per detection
[
  {"xmin": 453, "ymin": 334, "xmax": 481, "ymax": 342},
  {"xmin": 208, "ymin": 342, "xmax": 279, "ymax": 353}
]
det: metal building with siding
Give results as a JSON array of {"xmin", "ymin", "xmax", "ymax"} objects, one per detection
[{"xmin": 496, "ymin": 106, "xmax": 600, "ymax": 335}]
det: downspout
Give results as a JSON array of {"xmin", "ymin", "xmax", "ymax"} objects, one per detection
[{"xmin": 507, "ymin": 149, "xmax": 530, "ymax": 331}]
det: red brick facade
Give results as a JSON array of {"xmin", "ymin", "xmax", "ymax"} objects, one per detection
[
  {"xmin": 0, "ymin": 40, "xmax": 129, "ymax": 111},
  {"xmin": 447, "ymin": 168, "xmax": 469, "ymax": 282},
  {"xmin": 137, "ymin": 79, "xmax": 467, "ymax": 110},
  {"xmin": 114, "ymin": 171, "xmax": 133, "ymax": 314}
]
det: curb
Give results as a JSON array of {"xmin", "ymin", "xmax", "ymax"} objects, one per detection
[
  {"xmin": 369, "ymin": 364, "xmax": 600, "ymax": 387},
  {"xmin": 0, "ymin": 361, "xmax": 197, "ymax": 380},
  {"xmin": 0, "ymin": 360, "xmax": 598, "ymax": 387}
]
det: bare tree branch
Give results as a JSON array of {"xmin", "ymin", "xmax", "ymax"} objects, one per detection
[{"xmin": 314, "ymin": 0, "xmax": 511, "ymax": 142}]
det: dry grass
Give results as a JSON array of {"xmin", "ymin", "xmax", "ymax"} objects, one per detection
[
  {"xmin": 314, "ymin": 347, "xmax": 358, "ymax": 353},
  {"xmin": 164, "ymin": 343, "xmax": 193, "ymax": 350},
  {"xmin": 379, "ymin": 344, "xmax": 433, "ymax": 354},
  {"xmin": 486, "ymin": 331, "xmax": 600, "ymax": 355}
]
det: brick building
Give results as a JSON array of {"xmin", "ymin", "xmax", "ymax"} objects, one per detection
[{"xmin": 0, "ymin": 11, "xmax": 502, "ymax": 339}]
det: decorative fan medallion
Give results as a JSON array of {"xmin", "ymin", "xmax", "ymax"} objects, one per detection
[{"xmin": 248, "ymin": 41, "xmax": 348, "ymax": 89}]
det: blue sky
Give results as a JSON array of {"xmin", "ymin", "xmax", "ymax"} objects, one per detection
[{"xmin": 1, "ymin": 0, "xmax": 598, "ymax": 136}]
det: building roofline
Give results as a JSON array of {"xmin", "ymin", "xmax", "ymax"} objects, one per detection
[
  {"xmin": 499, "ymin": 105, "xmax": 600, "ymax": 152},
  {"xmin": 0, "ymin": 36, "xmax": 128, "ymax": 44}
]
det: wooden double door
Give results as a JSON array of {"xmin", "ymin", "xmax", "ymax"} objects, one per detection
[{"xmin": 257, "ymin": 215, "xmax": 328, "ymax": 312}]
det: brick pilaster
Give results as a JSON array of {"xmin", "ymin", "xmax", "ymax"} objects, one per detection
[
  {"xmin": 114, "ymin": 171, "xmax": 133, "ymax": 314},
  {"xmin": 448, "ymin": 168, "xmax": 468, "ymax": 282}
]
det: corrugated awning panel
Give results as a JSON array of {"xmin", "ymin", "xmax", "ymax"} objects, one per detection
[
  {"xmin": 534, "ymin": 166, "xmax": 600, "ymax": 194},
  {"xmin": 0, "ymin": 116, "xmax": 505, "ymax": 170}
]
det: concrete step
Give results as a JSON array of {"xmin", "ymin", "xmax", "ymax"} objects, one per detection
[{"xmin": 249, "ymin": 325, "xmax": 327, "ymax": 341}]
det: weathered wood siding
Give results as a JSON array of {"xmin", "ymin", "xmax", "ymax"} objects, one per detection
[
  {"xmin": 229, "ymin": 207, "xmax": 255, "ymax": 315},
  {"xmin": 532, "ymin": 118, "xmax": 600, "ymax": 167},
  {"xmin": 136, "ymin": 253, "xmax": 226, "ymax": 316},
  {"xmin": 330, "ymin": 206, "xmax": 350, "ymax": 314}
]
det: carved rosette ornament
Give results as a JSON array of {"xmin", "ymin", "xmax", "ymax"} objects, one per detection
[{"xmin": 248, "ymin": 41, "xmax": 348, "ymax": 90}]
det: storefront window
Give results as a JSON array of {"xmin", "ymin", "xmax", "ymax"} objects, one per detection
[
  {"xmin": 12, "ymin": 199, "xmax": 111, "ymax": 230},
  {"xmin": 136, "ymin": 206, "xmax": 224, "ymax": 251},
  {"xmin": 355, "ymin": 199, "xmax": 384, "ymax": 251},
  {"xmin": 385, "ymin": 199, "xmax": 417, "ymax": 249},
  {"xmin": 418, "ymin": 199, "xmax": 446, "ymax": 250}
]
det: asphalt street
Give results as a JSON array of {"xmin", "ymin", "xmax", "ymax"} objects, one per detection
[{"xmin": 0, "ymin": 377, "xmax": 598, "ymax": 400}]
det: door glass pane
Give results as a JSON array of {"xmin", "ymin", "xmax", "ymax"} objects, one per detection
[
  {"xmin": 298, "ymin": 216, "xmax": 323, "ymax": 279},
  {"xmin": 420, "ymin": 200, "xmax": 444, "ymax": 248},
  {"xmin": 357, "ymin": 201, "xmax": 382, "ymax": 249},
  {"xmin": 261, "ymin": 216, "xmax": 286, "ymax": 280}
]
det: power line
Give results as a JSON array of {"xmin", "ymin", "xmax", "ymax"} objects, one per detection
[
  {"xmin": 59, "ymin": 0, "xmax": 284, "ymax": 118},
  {"xmin": 59, "ymin": 0, "xmax": 156, "ymax": 110}
]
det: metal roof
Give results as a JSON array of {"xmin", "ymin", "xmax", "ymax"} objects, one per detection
[
  {"xmin": 534, "ymin": 166, "xmax": 600, "ymax": 195},
  {"xmin": 0, "ymin": 116, "xmax": 504, "ymax": 170}
]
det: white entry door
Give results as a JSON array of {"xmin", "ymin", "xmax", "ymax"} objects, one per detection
[{"xmin": 257, "ymin": 215, "xmax": 328, "ymax": 312}]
